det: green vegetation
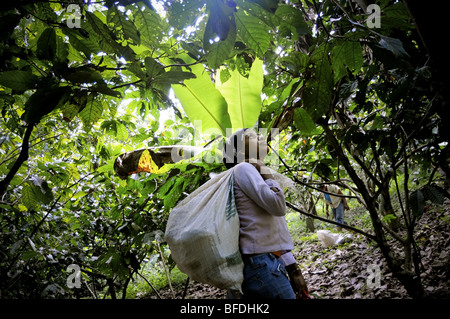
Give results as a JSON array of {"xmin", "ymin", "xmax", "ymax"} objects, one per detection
[{"xmin": 0, "ymin": 0, "xmax": 448, "ymax": 299}]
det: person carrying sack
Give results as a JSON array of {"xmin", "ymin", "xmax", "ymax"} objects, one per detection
[
  {"xmin": 222, "ymin": 128, "xmax": 309, "ymax": 299},
  {"xmin": 322, "ymin": 184, "xmax": 350, "ymax": 231}
]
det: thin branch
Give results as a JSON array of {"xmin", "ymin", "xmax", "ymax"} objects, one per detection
[
  {"xmin": 343, "ymin": 141, "xmax": 382, "ymax": 188},
  {"xmin": 136, "ymin": 271, "xmax": 162, "ymax": 299},
  {"xmin": 110, "ymin": 79, "xmax": 143, "ymax": 90},
  {"xmin": 393, "ymin": 97, "xmax": 435, "ymax": 165},
  {"xmin": 163, "ymin": 59, "xmax": 206, "ymax": 69},
  {"xmin": 156, "ymin": 240, "xmax": 175, "ymax": 299},
  {"xmin": 84, "ymin": 279, "xmax": 98, "ymax": 299},
  {"xmin": 286, "ymin": 201, "xmax": 377, "ymax": 241},
  {"xmin": 269, "ymin": 144, "xmax": 359, "ymax": 199}
]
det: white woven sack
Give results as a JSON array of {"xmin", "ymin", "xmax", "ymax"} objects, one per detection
[{"xmin": 164, "ymin": 168, "xmax": 244, "ymax": 293}]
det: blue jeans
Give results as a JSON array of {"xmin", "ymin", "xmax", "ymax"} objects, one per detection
[
  {"xmin": 241, "ymin": 253, "xmax": 295, "ymax": 299},
  {"xmin": 333, "ymin": 201, "xmax": 347, "ymax": 226}
]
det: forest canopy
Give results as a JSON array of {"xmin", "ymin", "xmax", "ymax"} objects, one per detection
[{"xmin": 0, "ymin": 0, "xmax": 448, "ymax": 299}]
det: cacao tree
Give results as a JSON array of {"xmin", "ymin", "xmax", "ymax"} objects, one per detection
[{"xmin": 0, "ymin": 0, "xmax": 448, "ymax": 299}]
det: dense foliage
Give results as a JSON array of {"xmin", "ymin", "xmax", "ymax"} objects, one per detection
[{"xmin": 0, "ymin": 0, "xmax": 448, "ymax": 298}]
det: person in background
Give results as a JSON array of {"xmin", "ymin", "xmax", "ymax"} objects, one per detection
[
  {"xmin": 223, "ymin": 128, "xmax": 309, "ymax": 299},
  {"xmin": 323, "ymin": 184, "xmax": 350, "ymax": 230}
]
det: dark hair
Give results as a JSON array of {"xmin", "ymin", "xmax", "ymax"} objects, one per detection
[{"xmin": 222, "ymin": 128, "xmax": 248, "ymax": 169}]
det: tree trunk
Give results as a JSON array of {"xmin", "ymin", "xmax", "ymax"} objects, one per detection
[
  {"xmin": 320, "ymin": 122, "xmax": 424, "ymax": 298},
  {"xmin": 0, "ymin": 124, "xmax": 34, "ymax": 198}
]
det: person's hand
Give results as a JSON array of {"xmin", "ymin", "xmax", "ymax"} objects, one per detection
[
  {"xmin": 286, "ymin": 264, "xmax": 310, "ymax": 299},
  {"xmin": 246, "ymin": 159, "xmax": 274, "ymax": 180}
]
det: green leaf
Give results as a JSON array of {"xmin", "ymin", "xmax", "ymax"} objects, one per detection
[
  {"xmin": 90, "ymin": 81, "xmax": 122, "ymax": 98},
  {"xmin": 107, "ymin": 6, "xmax": 140, "ymax": 45},
  {"xmin": 203, "ymin": 13, "xmax": 237, "ymax": 69},
  {"xmin": 101, "ymin": 120, "xmax": 128, "ymax": 140},
  {"xmin": 66, "ymin": 70, "xmax": 103, "ymax": 84},
  {"xmin": 36, "ymin": 27, "xmax": 57, "ymax": 60},
  {"xmin": 274, "ymin": 4, "xmax": 309, "ymax": 38},
  {"xmin": 23, "ymin": 86, "xmax": 71, "ymax": 124},
  {"xmin": 164, "ymin": 178, "xmax": 185, "ymax": 209},
  {"xmin": 134, "ymin": 6, "xmax": 164, "ymax": 48},
  {"xmin": 370, "ymin": 115, "xmax": 384, "ymax": 130},
  {"xmin": 22, "ymin": 184, "xmax": 38, "ymax": 210},
  {"xmin": 128, "ymin": 61, "xmax": 146, "ymax": 79},
  {"xmin": 421, "ymin": 185, "xmax": 444, "ymax": 205},
  {"xmin": 216, "ymin": 57, "xmax": 263, "ymax": 130},
  {"xmin": 154, "ymin": 71, "xmax": 197, "ymax": 85},
  {"xmin": 55, "ymin": 35, "xmax": 69, "ymax": 63},
  {"xmin": 145, "ymin": 57, "xmax": 164, "ymax": 78},
  {"xmin": 409, "ymin": 189, "xmax": 425, "ymax": 217},
  {"xmin": 382, "ymin": 214, "xmax": 397, "ymax": 223},
  {"xmin": 85, "ymin": 11, "xmax": 121, "ymax": 56},
  {"xmin": 293, "ymin": 108, "xmax": 322, "ymax": 136},
  {"xmin": 78, "ymin": 94, "xmax": 103, "ymax": 129},
  {"xmin": 205, "ymin": 0, "xmax": 236, "ymax": 41},
  {"xmin": 63, "ymin": 27, "xmax": 101, "ymax": 58},
  {"xmin": 21, "ymin": 177, "xmax": 54, "ymax": 210},
  {"xmin": 332, "ymin": 40, "xmax": 364, "ymax": 82},
  {"xmin": 235, "ymin": 10, "xmax": 271, "ymax": 58},
  {"xmin": 157, "ymin": 176, "xmax": 176, "ymax": 198},
  {"xmin": 378, "ymin": 36, "xmax": 409, "ymax": 58},
  {"xmin": 167, "ymin": 0, "xmax": 205, "ymax": 30},
  {"xmin": 29, "ymin": 176, "xmax": 54, "ymax": 204},
  {"xmin": 0, "ymin": 71, "xmax": 38, "ymax": 91},
  {"xmin": 171, "ymin": 55, "xmax": 231, "ymax": 135},
  {"xmin": 302, "ymin": 45, "xmax": 333, "ymax": 121},
  {"xmin": 280, "ymin": 51, "xmax": 309, "ymax": 75}
]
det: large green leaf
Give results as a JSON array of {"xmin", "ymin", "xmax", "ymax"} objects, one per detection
[
  {"xmin": 0, "ymin": 71, "xmax": 38, "ymax": 91},
  {"xmin": 293, "ymin": 108, "xmax": 322, "ymax": 136},
  {"xmin": 85, "ymin": 11, "xmax": 121, "ymax": 56},
  {"xmin": 134, "ymin": 6, "xmax": 165, "ymax": 49},
  {"xmin": 167, "ymin": 0, "xmax": 205, "ymax": 30},
  {"xmin": 171, "ymin": 57, "xmax": 231, "ymax": 135},
  {"xmin": 235, "ymin": 10, "xmax": 271, "ymax": 58},
  {"xmin": 302, "ymin": 44, "xmax": 334, "ymax": 121},
  {"xmin": 331, "ymin": 40, "xmax": 364, "ymax": 83},
  {"xmin": 23, "ymin": 86, "xmax": 71, "ymax": 124},
  {"xmin": 409, "ymin": 189, "xmax": 425, "ymax": 217},
  {"xmin": 203, "ymin": 16, "xmax": 237, "ymax": 69},
  {"xmin": 274, "ymin": 4, "xmax": 309, "ymax": 38},
  {"xmin": 62, "ymin": 27, "xmax": 101, "ymax": 58},
  {"xmin": 107, "ymin": 6, "xmax": 140, "ymax": 45},
  {"xmin": 78, "ymin": 94, "xmax": 103, "ymax": 129},
  {"xmin": 203, "ymin": 0, "xmax": 237, "ymax": 69},
  {"xmin": 21, "ymin": 177, "xmax": 54, "ymax": 210},
  {"xmin": 216, "ymin": 57, "xmax": 263, "ymax": 130},
  {"xmin": 36, "ymin": 27, "xmax": 57, "ymax": 60},
  {"xmin": 421, "ymin": 185, "xmax": 445, "ymax": 205}
]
